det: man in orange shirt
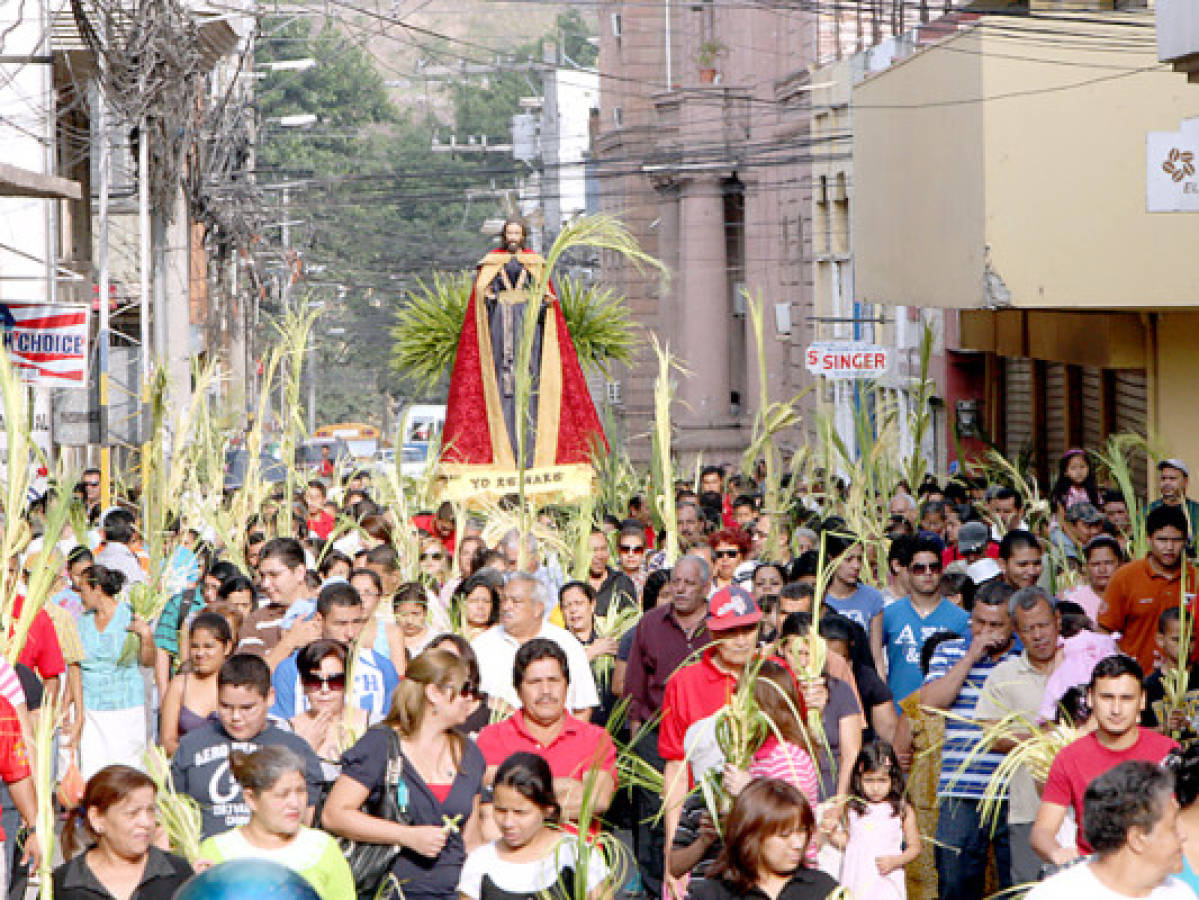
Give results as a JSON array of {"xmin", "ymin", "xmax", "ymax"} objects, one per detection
[{"xmin": 1099, "ymin": 505, "xmax": 1196, "ymax": 672}]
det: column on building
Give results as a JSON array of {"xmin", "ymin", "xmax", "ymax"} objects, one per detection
[{"xmin": 677, "ymin": 175, "xmax": 730, "ymax": 428}]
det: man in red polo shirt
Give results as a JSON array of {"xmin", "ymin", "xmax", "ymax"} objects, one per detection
[
  {"xmin": 659, "ymin": 586, "xmax": 761, "ymax": 896},
  {"xmin": 477, "ymin": 637, "xmax": 616, "ymax": 822}
]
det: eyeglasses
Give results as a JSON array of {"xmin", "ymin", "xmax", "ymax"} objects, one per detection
[
  {"xmin": 458, "ymin": 683, "xmax": 480, "ymax": 700},
  {"xmin": 714, "ymin": 549, "xmax": 741, "ymax": 559},
  {"xmin": 301, "ymin": 672, "xmax": 347, "ymax": 691},
  {"xmin": 420, "ymin": 552, "xmax": 445, "ymax": 561},
  {"xmin": 619, "ymin": 545, "xmax": 644, "ymax": 554},
  {"xmin": 910, "ymin": 562, "xmax": 943, "ymax": 575}
]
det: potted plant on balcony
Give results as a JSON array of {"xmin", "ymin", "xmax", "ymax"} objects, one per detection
[{"xmin": 697, "ymin": 39, "xmax": 726, "ymax": 84}]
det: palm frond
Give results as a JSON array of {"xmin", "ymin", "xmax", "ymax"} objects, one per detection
[{"xmin": 390, "ymin": 270, "xmax": 473, "ymax": 395}]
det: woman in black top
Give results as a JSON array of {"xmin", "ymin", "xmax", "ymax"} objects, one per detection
[
  {"xmin": 322, "ymin": 648, "xmax": 485, "ymax": 900},
  {"xmin": 53, "ymin": 765, "xmax": 193, "ymax": 900},
  {"xmin": 687, "ymin": 779, "xmax": 839, "ymax": 900}
]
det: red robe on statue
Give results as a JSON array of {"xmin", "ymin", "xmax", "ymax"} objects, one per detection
[{"xmin": 442, "ymin": 248, "xmax": 606, "ymax": 471}]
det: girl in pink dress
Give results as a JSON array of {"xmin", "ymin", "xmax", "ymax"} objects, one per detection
[{"xmin": 829, "ymin": 741, "xmax": 921, "ymax": 898}]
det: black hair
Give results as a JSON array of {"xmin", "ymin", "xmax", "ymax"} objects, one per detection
[
  {"xmin": 394, "ymin": 582, "xmax": 428, "ymax": 609},
  {"xmin": 974, "ymin": 579, "xmax": 1014, "ymax": 610},
  {"xmin": 780, "ymin": 582, "xmax": 815, "ymax": 602},
  {"xmin": 319, "ymin": 550, "xmax": 353, "ymax": 578},
  {"xmin": 1050, "ymin": 450, "xmax": 1101, "ymax": 512},
  {"xmin": 780, "ymin": 611, "xmax": 812, "ymax": 640},
  {"xmin": 1102, "ymin": 488, "xmax": 1127, "ymax": 508},
  {"xmin": 1054, "ymin": 599, "xmax": 1091, "ymax": 638},
  {"xmin": 909, "ymin": 535, "xmax": 943, "ymax": 563},
  {"xmin": 998, "ymin": 529, "xmax": 1040, "ymax": 561},
  {"xmin": 67, "ymin": 546, "xmax": 93, "ymax": 568},
  {"xmin": 1083, "ymin": 534, "xmax": 1126, "ymax": 563},
  {"xmin": 1147, "ymin": 504, "xmax": 1190, "ymax": 540},
  {"xmin": 920, "ymin": 631, "xmax": 961, "ymax": 676},
  {"xmin": 1170, "ymin": 743, "xmax": 1199, "ymax": 808},
  {"xmin": 992, "ymin": 486, "xmax": 1024, "ymax": 509},
  {"xmin": 1088, "ymin": 653, "xmax": 1145, "ymax": 690},
  {"xmin": 887, "ymin": 535, "xmax": 916, "ymax": 570},
  {"xmin": 207, "ymin": 559, "xmax": 242, "ymax": 584},
  {"xmin": 848, "ymin": 740, "xmax": 906, "ymax": 817},
  {"xmin": 732, "ymin": 494, "xmax": 758, "ymax": 512},
  {"xmin": 937, "ymin": 572, "xmax": 973, "ymax": 608},
  {"xmin": 700, "ymin": 465, "xmax": 724, "ymax": 482},
  {"xmin": 1083, "ymin": 761, "xmax": 1174, "ymax": 856},
  {"xmin": 1054, "ymin": 685, "xmax": 1090, "ymax": 727},
  {"xmin": 259, "ymin": 537, "xmax": 306, "ymax": 570},
  {"xmin": 189, "ymin": 611, "xmax": 233, "ymax": 645},
  {"xmin": 364, "ymin": 544, "xmax": 400, "ymax": 572},
  {"xmin": 101, "ymin": 508, "xmax": 136, "ymax": 544},
  {"xmin": 349, "ymin": 567, "xmax": 384, "ymax": 595},
  {"xmin": 296, "ymin": 638, "xmax": 348, "ymax": 679},
  {"xmin": 1160, "ymin": 606, "xmax": 1182, "ymax": 633},
  {"xmin": 218, "ymin": 653, "xmax": 272, "ymax": 697},
  {"xmin": 559, "ymin": 580, "xmax": 596, "ymax": 607},
  {"xmin": 643, "ymin": 569, "xmax": 671, "ymax": 613},
  {"xmin": 83, "ymin": 564, "xmax": 125, "ymax": 598},
  {"xmin": 316, "ymin": 581, "xmax": 362, "ymax": 618},
  {"xmin": 788, "ymin": 550, "xmax": 819, "ymax": 581},
  {"xmin": 217, "ymin": 574, "xmax": 254, "ymax": 599},
  {"xmin": 494, "ymin": 751, "xmax": 561, "ymax": 823},
  {"xmin": 513, "ymin": 638, "xmax": 569, "ymax": 690},
  {"xmin": 817, "ymin": 614, "xmax": 853, "ymax": 646}
]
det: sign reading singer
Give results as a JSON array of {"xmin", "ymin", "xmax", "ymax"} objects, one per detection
[
  {"xmin": 0, "ymin": 302, "xmax": 90, "ymax": 388},
  {"xmin": 805, "ymin": 342, "xmax": 890, "ymax": 380}
]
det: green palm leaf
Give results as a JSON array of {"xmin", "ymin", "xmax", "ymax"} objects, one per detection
[{"xmin": 390, "ymin": 269, "xmax": 639, "ymax": 395}]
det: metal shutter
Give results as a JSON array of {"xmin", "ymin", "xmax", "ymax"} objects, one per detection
[
  {"xmin": 1004, "ymin": 357, "xmax": 1034, "ymax": 461},
  {"xmin": 1113, "ymin": 369, "xmax": 1148, "ymax": 499},
  {"xmin": 1081, "ymin": 366, "xmax": 1105, "ymax": 449},
  {"xmin": 1045, "ymin": 363, "xmax": 1067, "ymax": 467}
]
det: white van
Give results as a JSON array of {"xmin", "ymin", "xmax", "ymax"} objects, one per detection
[{"xmin": 398, "ymin": 404, "xmax": 446, "ymax": 477}]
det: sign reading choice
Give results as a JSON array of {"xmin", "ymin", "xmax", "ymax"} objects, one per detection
[
  {"xmin": 805, "ymin": 341, "xmax": 890, "ymax": 380},
  {"xmin": 0, "ymin": 302, "xmax": 90, "ymax": 388}
]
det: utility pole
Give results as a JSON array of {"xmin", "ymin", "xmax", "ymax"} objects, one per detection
[{"xmin": 95, "ymin": 74, "xmax": 112, "ymax": 508}]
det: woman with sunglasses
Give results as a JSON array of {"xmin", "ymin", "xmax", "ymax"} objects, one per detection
[
  {"xmin": 76, "ymin": 565, "xmax": 156, "ymax": 778},
  {"xmin": 709, "ymin": 529, "xmax": 752, "ymax": 590},
  {"xmin": 322, "ymin": 648, "xmax": 486, "ymax": 900},
  {"xmin": 419, "ymin": 538, "xmax": 450, "ymax": 592},
  {"xmin": 289, "ymin": 639, "xmax": 366, "ymax": 782}
]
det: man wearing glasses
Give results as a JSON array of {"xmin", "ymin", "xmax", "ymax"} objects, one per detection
[
  {"xmin": 79, "ymin": 467, "xmax": 102, "ymax": 524},
  {"xmin": 616, "ymin": 524, "xmax": 648, "ymax": 600},
  {"xmin": 879, "ymin": 536, "xmax": 970, "ymax": 707}
]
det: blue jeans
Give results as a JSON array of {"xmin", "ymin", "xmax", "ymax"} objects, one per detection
[{"xmin": 935, "ymin": 797, "xmax": 1011, "ymax": 900}]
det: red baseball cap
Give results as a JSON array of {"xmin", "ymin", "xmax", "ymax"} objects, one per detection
[{"xmin": 708, "ymin": 585, "xmax": 762, "ymax": 632}]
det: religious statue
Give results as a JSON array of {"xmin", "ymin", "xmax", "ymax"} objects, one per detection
[{"xmin": 441, "ymin": 219, "xmax": 606, "ymax": 481}]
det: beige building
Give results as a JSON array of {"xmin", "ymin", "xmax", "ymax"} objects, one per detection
[{"xmin": 853, "ymin": 6, "xmax": 1199, "ymax": 489}]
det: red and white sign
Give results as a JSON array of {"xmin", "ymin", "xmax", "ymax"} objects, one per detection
[
  {"xmin": 0, "ymin": 302, "xmax": 90, "ymax": 387},
  {"xmin": 805, "ymin": 342, "xmax": 889, "ymax": 380}
]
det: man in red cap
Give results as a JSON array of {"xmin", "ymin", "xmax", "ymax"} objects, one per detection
[{"xmin": 658, "ymin": 584, "xmax": 762, "ymax": 899}]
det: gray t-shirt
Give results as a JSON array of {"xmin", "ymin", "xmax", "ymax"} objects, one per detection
[
  {"xmin": 170, "ymin": 720, "xmax": 324, "ymax": 838},
  {"xmin": 817, "ymin": 676, "xmax": 862, "ymax": 799}
]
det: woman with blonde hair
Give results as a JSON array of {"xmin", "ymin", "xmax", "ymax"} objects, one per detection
[{"xmin": 322, "ymin": 648, "xmax": 486, "ymax": 900}]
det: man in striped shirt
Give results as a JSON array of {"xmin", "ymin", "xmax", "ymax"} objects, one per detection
[{"xmin": 920, "ymin": 582, "xmax": 1018, "ymax": 900}]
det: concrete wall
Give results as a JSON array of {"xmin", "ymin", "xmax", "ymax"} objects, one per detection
[{"xmin": 854, "ymin": 12, "xmax": 1199, "ymax": 311}]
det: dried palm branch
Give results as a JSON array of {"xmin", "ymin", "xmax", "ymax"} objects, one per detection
[
  {"xmin": 33, "ymin": 691, "xmax": 58, "ymax": 898},
  {"xmin": 650, "ymin": 335, "xmax": 685, "ymax": 564},
  {"xmin": 144, "ymin": 745, "xmax": 204, "ymax": 861}
]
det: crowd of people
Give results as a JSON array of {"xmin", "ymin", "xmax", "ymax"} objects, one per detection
[{"xmin": 1, "ymin": 449, "xmax": 1199, "ymax": 899}]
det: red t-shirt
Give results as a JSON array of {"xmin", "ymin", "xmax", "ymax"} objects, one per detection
[
  {"xmin": 477, "ymin": 711, "xmax": 617, "ymax": 783},
  {"xmin": 307, "ymin": 509, "xmax": 335, "ymax": 541},
  {"xmin": 411, "ymin": 514, "xmax": 456, "ymax": 555},
  {"xmin": 11, "ymin": 596, "xmax": 65, "ymax": 680},
  {"xmin": 0, "ymin": 694, "xmax": 30, "ymax": 840},
  {"xmin": 1042, "ymin": 727, "xmax": 1177, "ymax": 854},
  {"xmin": 658, "ymin": 649, "xmax": 738, "ymax": 762}
]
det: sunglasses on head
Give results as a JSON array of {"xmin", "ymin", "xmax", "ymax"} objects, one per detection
[
  {"xmin": 714, "ymin": 549, "xmax": 741, "ymax": 559},
  {"xmin": 301, "ymin": 671, "xmax": 347, "ymax": 691},
  {"xmin": 910, "ymin": 562, "xmax": 943, "ymax": 575}
]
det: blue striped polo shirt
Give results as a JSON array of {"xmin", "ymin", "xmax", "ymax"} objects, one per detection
[{"xmin": 924, "ymin": 637, "xmax": 1017, "ymax": 800}]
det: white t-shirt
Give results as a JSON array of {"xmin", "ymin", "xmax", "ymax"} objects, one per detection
[
  {"xmin": 1026, "ymin": 861, "xmax": 1194, "ymax": 900},
  {"xmin": 470, "ymin": 623, "xmax": 600, "ymax": 712},
  {"xmin": 457, "ymin": 837, "xmax": 607, "ymax": 900}
]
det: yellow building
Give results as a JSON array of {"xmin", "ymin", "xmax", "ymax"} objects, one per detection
[{"xmin": 852, "ymin": 7, "xmax": 1199, "ymax": 489}]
